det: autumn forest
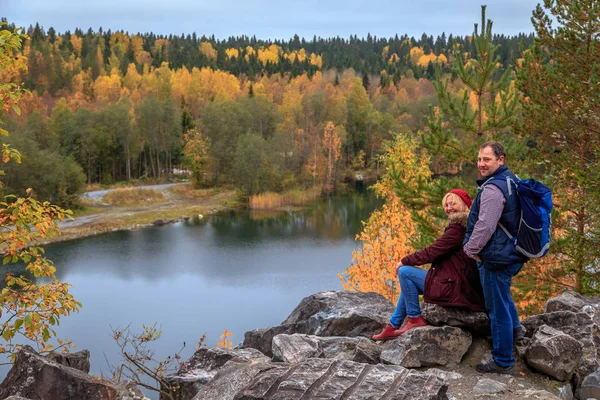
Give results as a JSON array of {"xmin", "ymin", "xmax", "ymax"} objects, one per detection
[{"xmin": 0, "ymin": 18, "xmax": 534, "ymax": 204}]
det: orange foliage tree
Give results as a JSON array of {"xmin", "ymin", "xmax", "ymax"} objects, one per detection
[{"xmin": 340, "ymin": 134, "xmax": 432, "ymax": 302}]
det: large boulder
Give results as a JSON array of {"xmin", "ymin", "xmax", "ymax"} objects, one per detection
[
  {"xmin": 524, "ymin": 325, "xmax": 583, "ymax": 381},
  {"xmin": 544, "ymin": 290, "xmax": 600, "ymax": 313},
  {"xmin": 380, "ymin": 326, "xmax": 472, "ymax": 368},
  {"xmin": 281, "ymin": 291, "xmax": 394, "ymax": 336},
  {"xmin": 421, "ymin": 302, "xmax": 490, "ymax": 336},
  {"xmin": 521, "ymin": 310, "xmax": 598, "ymax": 358},
  {"xmin": 45, "ymin": 349, "xmax": 91, "ymax": 374},
  {"xmin": 271, "ymin": 334, "xmax": 381, "ymax": 364},
  {"xmin": 0, "ymin": 345, "xmax": 146, "ymax": 400},
  {"xmin": 234, "ymin": 358, "xmax": 448, "ymax": 400},
  {"xmin": 161, "ymin": 347, "xmax": 269, "ymax": 400},
  {"xmin": 243, "ymin": 291, "xmax": 394, "ymax": 356},
  {"xmin": 191, "ymin": 359, "xmax": 273, "ymax": 400}
]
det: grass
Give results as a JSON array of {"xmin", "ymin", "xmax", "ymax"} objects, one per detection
[
  {"xmin": 249, "ymin": 187, "xmax": 322, "ymax": 210},
  {"xmin": 104, "ymin": 188, "xmax": 165, "ymax": 207},
  {"xmin": 168, "ymin": 184, "xmax": 213, "ymax": 199}
]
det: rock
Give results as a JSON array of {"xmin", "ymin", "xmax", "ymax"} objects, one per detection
[
  {"xmin": 243, "ymin": 325, "xmax": 289, "ymax": 358},
  {"xmin": 161, "ymin": 347, "xmax": 269, "ymax": 400},
  {"xmin": 424, "ymin": 368, "xmax": 463, "ymax": 381},
  {"xmin": 516, "ymin": 337, "xmax": 532, "ymax": 359},
  {"xmin": 473, "ymin": 378, "xmax": 508, "ymax": 395},
  {"xmin": 521, "ymin": 310, "xmax": 598, "ymax": 358},
  {"xmin": 5, "ymin": 397, "xmax": 33, "ymax": 400},
  {"xmin": 281, "ymin": 291, "xmax": 395, "ymax": 337},
  {"xmin": 421, "ymin": 302, "xmax": 490, "ymax": 336},
  {"xmin": 558, "ymin": 384, "xmax": 574, "ymax": 400},
  {"xmin": 545, "ymin": 290, "xmax": 600, "ymax": 313},
  {"xmin": 272, "ymin": 334, "xmax": 322, "ymax": 363},
  {"xmin": 234, "ymin": 358, "xmax": 448, "ymax": 400},
  {"xmin": 271, "ymin": 334, "xmax": 381, "ymax": 364},
  {"xmin": 573, "ymin": 357, "xmax": 600, "ymax": 393},
  {"xmin": 460, "ymin": 337, "xmax": 492, "ymax": 367},
  {"xmin": 191, "ymin": 359, "xmax": 273, "ymax": 400},
  {"xmin": 525, "ymin": 325, "xmax": 583, "ymax": 381},
  {"xmin": 243, "ymin": 291, "xmax": 394, "ymax": 357},
  {"xmin": 0, "ymin": 345, "xmax": 146, "ymax": 400},
  {"xmin": 380, "ymin": 326, "xmax": 472, "ymax": 368},
  {"xmin": 45, "ymin": 349, "xmax": 91, "ymax": 373},
  {"xmin": 580, "ymin": 370, "xmax": 600, "ymax": 400},
  {"xmin": 116, "ymin": 381, "xmax": 149, "ymax": 400}
]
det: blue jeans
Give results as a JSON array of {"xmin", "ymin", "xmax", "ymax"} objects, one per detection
[
  {"xmin": 390, "ymin": 266, "xmax": 427, "ymax": 328},
  {"xmin": 478, "ymin": 262, "xmax": 523, "ymax": 367}
]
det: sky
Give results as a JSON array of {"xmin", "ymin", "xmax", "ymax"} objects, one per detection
[{"xmin": 3, "ymin": 0, "xmax": 541, "ymax": 40}]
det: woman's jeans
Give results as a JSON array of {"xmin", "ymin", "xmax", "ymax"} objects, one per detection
[
  {"xmin": 478, "ymin": 261, "xmax": 523, "ymax": 367},
  {"xmin": 390, "ymin": 266, "xmax": 427, "ymax": 328}
]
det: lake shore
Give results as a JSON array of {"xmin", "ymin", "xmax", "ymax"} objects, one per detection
[{"xmin": 40, "ymin": 185, "xmax": 240, "ymax": 245}]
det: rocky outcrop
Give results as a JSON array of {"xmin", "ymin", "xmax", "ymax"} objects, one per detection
[
  {"xmin": 0, "ymin": 345, "xmax": 147, "ymax": 400},
  {"xmin": 243, "ymin": 291, "xmax": 394, "ymax": 356},
  {"xmin": 45, "ymin": 349, "xmax": 91, "ymax": 374},
  {"xmin": 271, "ymin": 334, "xmax": 381, "ymax": 364},
  {"xmin": 234, "ymin": 358, "xmax": 448, "ymax": 400},
  {"xmin": 421, "ymin": 302, "xmax": 490, "ymax": 336},
  {"xmin": 161, "ymin": 347, "xmax": 269, "ymax": 400},
  {"xmin": 544, "ymin": 290, "xmax": 600, "ymax": 314},
  {"xmin": 380, "ymin": 326, "xmax": 472, "ymax": 368},
  {"xmin": 525, "ymin": 325, "xmax": 583, "ymax": 381},
  {"xmin": 191, "ymin": 359, "xmax": 274, "ymax": 400},
  {"xmin": 522, "ymin": 311, "xmax": 597, "ymax": 357}
]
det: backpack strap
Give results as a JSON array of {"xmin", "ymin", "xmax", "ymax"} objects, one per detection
[{"xmin": 484, "ymin": 174, "xmax": 520, "ymax": 244}]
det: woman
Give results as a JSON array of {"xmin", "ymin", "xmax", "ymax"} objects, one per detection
[{"xmin": 372, "ymin": 188, "xmax": 485, "ymax": 340}]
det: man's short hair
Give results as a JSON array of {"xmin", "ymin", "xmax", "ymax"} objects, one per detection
[{"xmin": 480, "ymin": 141, "xmax": 506, "ymax": 159}]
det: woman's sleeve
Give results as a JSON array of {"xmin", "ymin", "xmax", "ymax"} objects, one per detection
[{"xmin": 401, "ymin": 224, "xmax": 464, "ymax": 266}]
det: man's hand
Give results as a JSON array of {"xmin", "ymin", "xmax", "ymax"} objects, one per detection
[
  {"xmin": 473, "ymin": 255, "xmax": 482, "ymax": 262},
  {"xmin": 396, "ymin": 261, "xmax": 403, "ymax": 272}
]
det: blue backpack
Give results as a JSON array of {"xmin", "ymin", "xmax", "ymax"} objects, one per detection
[{"xmin": 499, "ymin": 178, "xmax": 553, "ymax": 260}]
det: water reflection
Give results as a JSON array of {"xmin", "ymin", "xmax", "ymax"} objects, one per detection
[{"xmin": 47, "ymin": 193, "xmax": 381, "ymax": 282}]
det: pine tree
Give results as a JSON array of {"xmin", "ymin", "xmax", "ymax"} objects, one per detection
[
  {"xmin": 390, "ymin": 5, "xmax": 523, "ymax": 247},
  {"xmin": 516, "ymin": 0, "xmax": 600, "ymax": 294}
]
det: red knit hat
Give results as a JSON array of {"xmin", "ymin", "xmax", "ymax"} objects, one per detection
[{"xmin": 449, "ymin": 189, "xmax": 472, "ymax": 208}]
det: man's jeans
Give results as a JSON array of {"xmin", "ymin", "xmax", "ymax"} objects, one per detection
[
  {"xmin": 478, "ymin": 261, "xmax": 523, "ymax": 367},
  {"xmin": 390, "ymin": 266, "xmax": 427, "ymax": 328}
]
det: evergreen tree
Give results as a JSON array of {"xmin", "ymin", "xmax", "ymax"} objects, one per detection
[
  {"xmin": 516, "ymin": 0, "xmax": 600, "ymax": 294},
  {"xmin": 390, "ymin": 5, "xmax": 522, "ymax": 247}
]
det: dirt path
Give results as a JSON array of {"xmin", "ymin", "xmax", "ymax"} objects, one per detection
[{"xmin": 49, "ymin": 185, "xmax": 238, "ymax": 244}]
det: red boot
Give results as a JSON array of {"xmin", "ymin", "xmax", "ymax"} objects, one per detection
[
  {"xmin": 372, "ymin": 323, "xmax": 399, "ymax": 341},
  {"xmin": 394, "ymin": 316, "xmax": 428, "ymax": 335}
]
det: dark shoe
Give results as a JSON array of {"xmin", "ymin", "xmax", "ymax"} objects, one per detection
[
  {"xmin": 514, "ymin": 327, "xmax": 525, "ymax": 343},
  {"xmin": 372, "ymin": 324, "xmax": 399, "ymax": 341},
  {"xmin": 394, "ymin": 316, "xmax": 428, "ymax": 335},
  {"xmin": 476, "ymin": 359, "xmax": 514, "ymax": 374}
]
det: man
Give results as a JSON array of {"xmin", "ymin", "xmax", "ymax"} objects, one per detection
[{"xmin": 463, "ymin": 141, "xmax": 526, "ymax": 373}]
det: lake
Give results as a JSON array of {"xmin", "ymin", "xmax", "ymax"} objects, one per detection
[{"xmin": 6, "ymin": 191, "xmax": 382, "ymax": 398}]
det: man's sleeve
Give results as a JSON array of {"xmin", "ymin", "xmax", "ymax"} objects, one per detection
[{"xmin": 463, "ymin": 184, "xmax": 505, "ymax": 259}]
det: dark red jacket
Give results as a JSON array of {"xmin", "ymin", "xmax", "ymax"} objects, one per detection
[{"xmin": 401, "ymin": 212, "xmax": 485, "ymax": 311}]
